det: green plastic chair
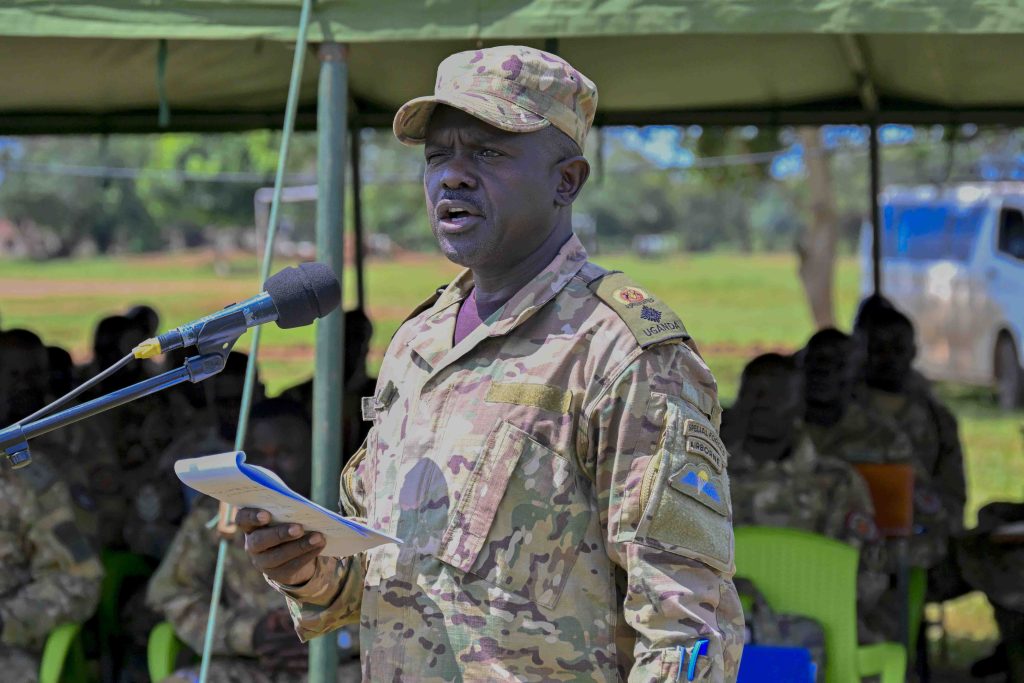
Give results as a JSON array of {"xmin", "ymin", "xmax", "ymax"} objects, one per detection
[
  {"xmin": 147, "ymin": 621, "xmax": 187, "ymax": 682},
  {"xmin": 39, "ymin": 622, "xmax": 88, "ymax": 683},
  {"xmin": 99, "ymin": 549, "xmax": 154, "ymax": 643},
  {"xmin": 734, "ymin": 526, "xmax": 906, "ymax": 683}
]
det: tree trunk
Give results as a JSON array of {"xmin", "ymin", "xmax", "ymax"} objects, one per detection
[{"xmin": 797, "ymin": 127, "xmax": 838, "ymax": 329}]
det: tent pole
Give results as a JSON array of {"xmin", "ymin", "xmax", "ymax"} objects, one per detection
[
  {"xmin": 352, "ymin": 124, "xmax": 366, "ymax": 310},
  {"xmin": 870, "ymin": 120, "xmax": 883, "ymax": 295},
  {"xmin": 311, "ymin": 40, "xmax": 348, "ymax": 683}
]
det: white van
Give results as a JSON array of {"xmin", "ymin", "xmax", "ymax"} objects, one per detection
[{"xmin": 861, "ymin": 183, "xmax": 1024, "ymax": 408}]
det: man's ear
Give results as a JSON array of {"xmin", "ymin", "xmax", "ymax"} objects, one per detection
[{"xmin": 554, "ymin": 156, "xmax": 590, "ymax": 206}]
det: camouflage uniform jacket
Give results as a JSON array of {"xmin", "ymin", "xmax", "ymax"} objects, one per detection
[
  {"xmin": 801, "ymin": 402, "xmax": 912, "ymax": 467},
  {"xmin": 0, "ymin": 454, "xmax": 103, "ymax": 652},
  {"xmin": 273, "ymin": 236, "xmax": 744, "ymax": 682},
  {"xmin": 729, "ymin": 435, "xmax": 879, "ymax": 549},
  {"xmin": 146, "ymin": 496, "xmax": 281, "ymax": 657}
]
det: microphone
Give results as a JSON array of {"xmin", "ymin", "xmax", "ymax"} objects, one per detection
[{"xmin": 133, "ymin": 262, "xmax": 341, "ymax": 359}]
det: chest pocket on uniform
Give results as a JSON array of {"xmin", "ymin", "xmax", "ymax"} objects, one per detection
[{"xmin": 435, "ymin": 420, "xmax": 591, "ymax": 609}]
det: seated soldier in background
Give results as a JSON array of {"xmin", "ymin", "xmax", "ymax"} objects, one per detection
[
  {"xmin": 724, "ymin": 353, "xmax": 885, "ymax": 650},
  {"xmin": 956, "ymin": 501, "xmax": 1024, "ymax": 682},
  {"xmin": 855, "ymin": 306, "xmax": 967, "ymax": 601},
  {"xmin": 79, "ymin": 314, "xmax": 175, "ymax": 550},
  {"xmin": 146, "ymin": 398, "xmax": 359, "ymax": 683},
  {"xmin": 724, "ymin": 353, "xmax": 880, "ymax": 547},
  {"xmin": 0, "ymin": 377, "xmax": 103, "ymax": 681},
  {"xmin": 126, "ymin": 304, "xmax": 160, "ymax": 340},
  {"xmin": 126, "ymin": 351, "xmax": 261, "ymax": 559},
  {"xmin": 800, "ymin": 328, "xmax": 912, "ymax": 465},
  {"xmin": 0, "ymin": 330, "xmax": 110, "ymax": 545}
]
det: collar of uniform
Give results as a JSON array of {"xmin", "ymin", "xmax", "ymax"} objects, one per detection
[
  {"xmin": 481, "ymin": 233, "xmax": 588, "ymax": 337},
  {"xmin": 407, "ymin": 234, "xmax": 588, "ymax": 374}
]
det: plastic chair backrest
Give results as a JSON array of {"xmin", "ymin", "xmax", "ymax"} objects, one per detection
[
  {"xmin": 734, "ymin": 526, "xmax": 861, "ymax": 683},
  {"xmin": 854, "ymin": 463, "xmax": 915, "ymax": 537},
  {"xmin": 99, "ymin": 549, "xmax": 154, "ymax": 642},
  {"xmin": 39, "ymin": 622, "xmax": 87, "ymax": 683},
  {"xmin": 148, "ymin": 620, "xmax": 185, "ymax": 682}
]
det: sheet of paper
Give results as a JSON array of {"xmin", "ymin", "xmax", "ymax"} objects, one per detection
[{"xmin": 175, "ymin": 451, "xmax": 400, "ymax": 558}]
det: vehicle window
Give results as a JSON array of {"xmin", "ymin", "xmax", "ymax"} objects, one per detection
[
  {"xmin": 882, "ymin": 202, "xmax": 984, "ymax": 262},
  {"xmin": 998, "ymin": 208, "xmax": 1024, "ymax": 262}
]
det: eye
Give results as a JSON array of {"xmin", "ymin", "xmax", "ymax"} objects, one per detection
[
  {"xmin": 425, "ymin": 149, "xmax": 447, "ymax": 164},
  {"xmin": 478, "ymin": 148, "xmax": 502, "ymax": 159}
]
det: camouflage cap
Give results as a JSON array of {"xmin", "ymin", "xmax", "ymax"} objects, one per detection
[{"xmin": 393, "ymin": 45, "xmax": 598, "ymax": 151}]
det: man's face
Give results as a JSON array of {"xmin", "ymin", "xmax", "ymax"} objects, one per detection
[
  {"xmin": 803, "ymin": 339, "xmax": 850, "ymax": 407},
  {"xmin": 742, "ymin": 371, "xmax": 800, "ymax": 443},
  {"xmin": 246, "ymin": 416, "xmax": 312, "ymax": 495},
  {"xmin": 864, "ymin": 324, "xmax": 916, "ymax": 392},
  {"xmin": 0, "ymin": 346, "xmax": 48, "ymax": 422},
  {"xmin": 423, "ymin": 106, "xmax": 567, "ymax": 271}
]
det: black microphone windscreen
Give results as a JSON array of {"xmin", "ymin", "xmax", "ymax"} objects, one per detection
[{"xmin": 264, "ymin": 262, "xmax": 342, "ymax": 329}]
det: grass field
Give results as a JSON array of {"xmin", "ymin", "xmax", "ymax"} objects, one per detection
[{"xmin": 1, "ymin": 248, "xmax": 1020, "ymax": 665}]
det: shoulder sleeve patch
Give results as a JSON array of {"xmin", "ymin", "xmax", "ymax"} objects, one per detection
[{"xmin": 590, "ymin": 272, "xmax": 690, "ymax": 348}]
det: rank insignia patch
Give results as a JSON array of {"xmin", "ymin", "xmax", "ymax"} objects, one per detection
[
  {"xmin": 613, "ymin": 286, "xmax": 649, "ymax": 306},
  {"xmin": 640, "ymin": 305, "xmax": 662, "ymax": 322},
  {"xmin": 669, "ymin": 463, "xmax": 729, "ymax": 516}
]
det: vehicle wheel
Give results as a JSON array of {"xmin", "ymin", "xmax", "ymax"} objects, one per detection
[{"xmin": 995, "ymin": 336, "xmax": 1023, "ymax": 410}]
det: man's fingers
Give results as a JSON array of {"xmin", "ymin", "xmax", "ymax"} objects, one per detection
[
  {"xmin": 262, "ymin": 540, "xmax": 325, "ymax": 581},
  {"xmin": 236, "ymin": 508, "xmax": 272, "ymax": 533},
  {"xmin": 262, "ymin": 544, "xmax": 324, "ymax": 585},
  {"xmin": 245, "ymin": 523, "xmax": 305, "ymax": 554}
]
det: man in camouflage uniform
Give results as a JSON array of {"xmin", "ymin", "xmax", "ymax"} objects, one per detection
[
  {"xmin": 238, "ymin": 46, "xmax": 743, "ymax": 681},
  {"xmin": 856, "ymin": 308, "xmax": 966, "ymax": 577},
  {"xmin": 146, "ymin": 399, "xmax": 359, "ymax": 683},
  {"xmin": 799, "ymin": 328, "xmax": 911, "ymax": 467},
  {"xmin": 853, "ymin": 306, "xmax": 969, "ymax": 646},
  {"xmin": 724, "ymin": 354, "xmax": 882, "ymax": 563},
  {"xmin": 0, "ymin": 453, "xmax": 103, "ymax": 683}
]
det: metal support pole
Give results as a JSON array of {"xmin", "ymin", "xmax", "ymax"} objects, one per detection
[
  {"xmin": 352, "ymin": 125, "xmax": 367, "ymax": 311},
  {"xmin": 310, "ymin": 40, "xmax": 348, "ymax": 683},
  {"xmin": 869, "ymin": 121, "xmax": 883, "ymax": 295}
]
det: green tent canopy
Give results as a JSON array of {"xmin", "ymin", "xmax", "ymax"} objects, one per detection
[{"xmin": 3, "ymin": 0, "xmax": 1024, "ymax": 133}]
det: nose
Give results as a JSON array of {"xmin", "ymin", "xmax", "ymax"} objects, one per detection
[{"xmin": 439, "ymin": 153, "xmax": 477, "ymax": 191}]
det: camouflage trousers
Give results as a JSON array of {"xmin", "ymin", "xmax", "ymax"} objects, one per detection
[
  {"xmin": 161, "ymin": 657, "xmax": 362, "ymax": 683},
  {"xmin": 0, "ymin": 645, "xmax": 39, "ymax": 683}
]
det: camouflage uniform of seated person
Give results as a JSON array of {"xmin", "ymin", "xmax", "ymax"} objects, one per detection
[
  {"xmin": 0, "ymin": 453, "xmax": 103, "ymax": 683},
  {"xmin": 146, "ymin": 399, "xmax": 359, "ymax": 683}
]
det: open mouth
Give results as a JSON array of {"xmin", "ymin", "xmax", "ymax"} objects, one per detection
[{"xmin": 436, "ymin": 200, "xmax": 484, "ymax": 232}]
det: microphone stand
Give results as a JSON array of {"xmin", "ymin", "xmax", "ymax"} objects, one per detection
[{"xmin": 1, "ymin": 313, "xmax": 248, "ymax": 469}]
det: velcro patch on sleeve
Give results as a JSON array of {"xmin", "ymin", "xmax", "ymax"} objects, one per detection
[
  {"xmin": 685, "ymin": 437, "xmax": 727, "ymax": 474},
  {"xmin": 683, "ymin": 419, "xmax": 728, "ymax": 456},
  {"xmin": 668, "ymin": 463, "xmax": 730, "ymax": 517},
  {"xmin": 590, "ymin": 272, "xmax": 690, "ymax": 348},
  {"xmin": 485, "ymin": 382, "xmax": 572, "ymax": 414}
]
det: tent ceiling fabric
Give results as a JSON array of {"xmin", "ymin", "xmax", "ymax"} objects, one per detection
[{"xmin": 3, "ymin": 1, "xmax": 1024, "ymax": 133}]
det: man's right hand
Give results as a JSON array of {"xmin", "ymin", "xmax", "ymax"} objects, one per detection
[{"xmin": 236, "ymin": 508, "xmax": 325, "ymax": 585}]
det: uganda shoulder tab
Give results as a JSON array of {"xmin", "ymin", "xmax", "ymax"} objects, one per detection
[{"xmin": 589, "ymin": 271, "xmax": 690, "ymax": 348}]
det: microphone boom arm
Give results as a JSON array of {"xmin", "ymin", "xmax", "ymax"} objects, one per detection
[{"xmin": 1, "ymin": 319, "xmax": 245, "ymax": 469}]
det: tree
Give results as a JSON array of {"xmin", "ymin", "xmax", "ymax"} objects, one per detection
[{"xmin": 796, "ymin": 127, "xmax": 839, "ymax": 329}]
